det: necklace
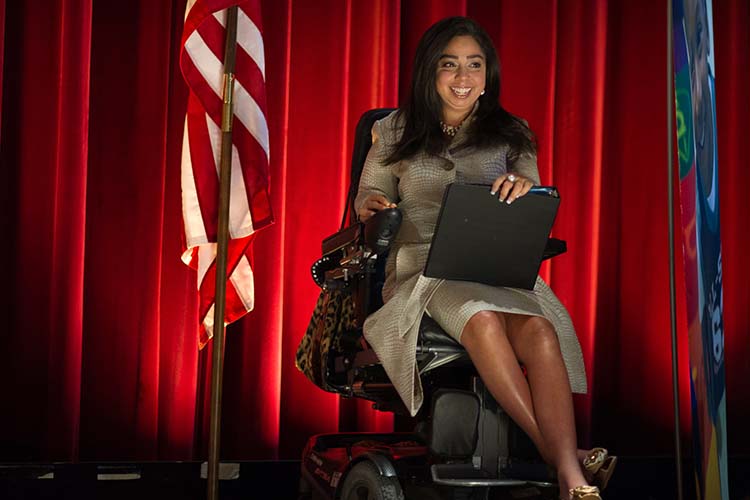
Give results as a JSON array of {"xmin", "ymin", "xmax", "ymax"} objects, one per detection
[{"xmin": 440, "ymin": 121, "xmax": 462, "ymax": 137}]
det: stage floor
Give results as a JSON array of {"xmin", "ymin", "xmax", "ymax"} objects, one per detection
[{"xmin": 1, "ymin": 456, "xmax": 747, "ymax": 499}]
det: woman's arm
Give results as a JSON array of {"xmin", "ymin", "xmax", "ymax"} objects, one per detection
[
  {"xmin": 355, "ymin": 118, "xmax": 399, "ymax": 221},
  {"xmin": 510, "ymin": 151, "xmax": 541, "ymax": 185}
]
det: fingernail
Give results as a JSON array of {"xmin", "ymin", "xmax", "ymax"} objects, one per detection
[
  {"xmin": 506, "ymin": 198, "xmax": 513, "ymax": 204},
  {"xmin": 490, "ymin": 191, "xmax": 496, "ymax": 195}
]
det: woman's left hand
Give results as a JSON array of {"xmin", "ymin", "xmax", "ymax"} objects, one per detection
[{"xmin": 490, "ymin": 172, "xmax": 533, "ymax": 204}]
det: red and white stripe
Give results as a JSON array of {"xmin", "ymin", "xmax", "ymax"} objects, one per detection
[{"xmin": 180, "ymin": 0, "xmax": 272, "ymax": 346}]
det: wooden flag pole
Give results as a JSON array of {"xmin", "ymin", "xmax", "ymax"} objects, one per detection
[
  {"xmin": 208, "ymin": 6, "xmax": 239, "ymax": 500},
  {"xmin": 666, "ymin": 1, "xmax": 684, "ymax": 499}
]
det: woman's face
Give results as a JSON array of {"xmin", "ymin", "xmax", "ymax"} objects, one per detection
[{"xmin": 435, "ymin": 35, "xmax": 486, "ymax": 123}]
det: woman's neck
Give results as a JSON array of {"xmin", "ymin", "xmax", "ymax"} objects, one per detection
[{"xmin": 441, "ymin": 109, "xmax": 471, "ymax": 127}]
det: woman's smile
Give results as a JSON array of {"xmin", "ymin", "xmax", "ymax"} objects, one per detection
[{"xmin": 450, "ymin": 86, "xmax": 473, "ymax": 98}]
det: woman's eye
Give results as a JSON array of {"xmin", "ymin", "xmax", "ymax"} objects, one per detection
[
  {"xmin": 441, "ymin": 61, "xmax": 456, "ymax": 68},
  {"xmin": 470, "ymin": 62, "xmax": 482, "ymax": 69}
]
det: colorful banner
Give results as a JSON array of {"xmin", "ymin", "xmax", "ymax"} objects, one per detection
[{"xmin": 672, "ymin": 0, "xmax": 729, "ymax": 498}]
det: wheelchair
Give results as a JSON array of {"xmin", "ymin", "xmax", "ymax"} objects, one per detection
[{"xmin": 298, "ymin": 109, "xmax": 566, "ymax": 500}]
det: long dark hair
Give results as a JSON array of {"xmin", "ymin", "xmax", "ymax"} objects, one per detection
[{"xmin": 386, "ymin": 17, "xmax": 535, "ymax": 164}]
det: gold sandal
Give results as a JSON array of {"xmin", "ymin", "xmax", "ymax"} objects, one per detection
[
  {"xmin": 583, "ymin": 447, "xmax": 617, "ymax": 490},
  {"xmin": 569, "ymin": 485, "xmax": 602, "ymax": 500}
]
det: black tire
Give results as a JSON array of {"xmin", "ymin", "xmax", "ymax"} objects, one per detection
[{"xmin": 339, "ymin": 461, "xmax": 405, "ymax": 500}]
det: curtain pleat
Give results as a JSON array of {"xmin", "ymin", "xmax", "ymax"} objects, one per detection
[
  {"xmin": 549, "ymin": 0, "xmax": 611, "ymax": 443},
  {"xmin": 154, "ymin": 0, "xmax": 198, "ymax": 460},
  {"xmin": 78, "ymin": 0, "xmax": 186, "ymax": 461},
  {"xmin": 587, "ymin": 1, "xmax": 691, "ymax": 452},
  {"xmin": 276, "ymin": 0, "xmax": 355, "ymax": 458},
  {"xmin": 0, "ymin": 0, "xmax": 748, "ymax": 462},
  {"xmin": 0, "ymin": 0, "xmax": 92, "ymax": 461},
  {"xmin": 45, "ymin": 0, "xmax": 93, "ymax": 461}
]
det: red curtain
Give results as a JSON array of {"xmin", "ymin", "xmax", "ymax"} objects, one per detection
[{"xmin": 0, "ymin": 0, "xmax": 748, "ymax": 462}]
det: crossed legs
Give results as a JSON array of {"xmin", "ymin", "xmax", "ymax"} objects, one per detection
[{"xmin": 460, "ymin": 311, "xmax": 589, "ymax": 495}]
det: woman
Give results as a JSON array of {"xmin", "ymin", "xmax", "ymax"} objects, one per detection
[{"xmin": 355, "ymin": 17, "xmax": 614, "ymax": 500}]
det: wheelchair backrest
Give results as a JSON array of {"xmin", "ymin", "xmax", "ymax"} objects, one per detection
[{"xmin": 341, "ymin": 108, "xmax": 396, "ymax": 229}]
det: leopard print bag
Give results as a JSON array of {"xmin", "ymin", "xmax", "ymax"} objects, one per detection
[{"xmin": 295, "ymin": 288, "xmax": 357, "ymax": 391}]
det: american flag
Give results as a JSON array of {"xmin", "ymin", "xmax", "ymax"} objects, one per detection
[{"xmin": 180, "ymin": 0, "xmax": 272, "ymax": 346}]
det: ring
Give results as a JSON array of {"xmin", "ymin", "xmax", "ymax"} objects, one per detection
[{"xmin": 507, "ymin": 174, "xmax": 517, "ymax": 182}]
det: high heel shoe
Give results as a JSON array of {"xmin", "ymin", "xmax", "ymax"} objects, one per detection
[
  {"xmin": 583, "ymin": 447, "xmax": 617, "ymax": 490},
  {"xmin": 569, "ymin": 485, "xmax": 602, "ymax": 500}
]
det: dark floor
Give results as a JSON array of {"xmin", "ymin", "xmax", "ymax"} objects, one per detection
[{"xmin": 0, "ymin": 456, "xmax": 747, "ymax": 500}]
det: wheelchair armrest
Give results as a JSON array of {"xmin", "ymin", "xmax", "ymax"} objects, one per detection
[
  {"xmin": 542, "ymin": 237, "xmax": 566, "ymax": 260},
  {"xmin": 363, "ymin": 208, "xmax": 402, "ymax": 255},
  {"xmin": 313, "ymin": 208, "xmax": 402, "ymax": 288},
  {"xmin": 318, "ymin": 208, "xmax": 402, "ymax": 259},
  {"xmin": 321, "ymin": 223, "xmax": 362, "ymax": 257}
]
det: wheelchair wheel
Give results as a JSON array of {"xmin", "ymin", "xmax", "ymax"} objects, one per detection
[{"xmin": 340, "ymin": 461, "xmax": 405, "ymax": 500}]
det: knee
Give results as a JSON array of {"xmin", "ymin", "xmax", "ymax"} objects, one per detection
[
  {"xmin": 461, "ymin": 311, "xmax": 505, "ymax": 345},
  {"xmin": 523, "ymin": 317, "xmax": 561, "ymax": 357}
]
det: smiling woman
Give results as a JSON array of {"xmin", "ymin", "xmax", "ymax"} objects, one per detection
[
  {"xmin": 383, "ymin": 17, "xmax": 536, "ymax": 176},
  {"xmin": 355, "ymin": 16, "xmax": 607, "ymax": 500}
]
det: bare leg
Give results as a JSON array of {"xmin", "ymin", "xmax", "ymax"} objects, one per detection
[
  {"xmin": 504, "ymin": 314, "xmax": 587, "ymax": 494},
  {"xmin": 460, "ymin": 311, "xmax": 551, "ymax": 461},
  {"xmin": 460, "ymin": 311, "xmax": 589, "ymax": 497}
]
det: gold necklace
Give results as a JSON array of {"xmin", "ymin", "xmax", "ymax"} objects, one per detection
[{"xmin": 440, "ymin": 121, "xmax": 462, "ymax": 137}]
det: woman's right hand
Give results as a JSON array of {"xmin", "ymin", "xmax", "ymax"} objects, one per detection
[{"xmin": 357, "ymin": 194, "xmax": 397, "ymax": 222}]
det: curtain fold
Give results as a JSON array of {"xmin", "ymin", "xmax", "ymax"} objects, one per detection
[
  {"xmin": 0, "ymin": 0, "xmax": 92, "ymax": 461},
  {"xmin": 0, "ymin": 0, "xmax": 747, "ymax": 462},
  {"xmin": 78, "ymin": 0, "xmax": 190, "ymax": 461},
  {"xmin": 589, "ymin": 0, "xmax": 691, "ymax": 451},
  {"xmin": 45, "ymin": 0, "xmax": 93, "ymax": 461}
]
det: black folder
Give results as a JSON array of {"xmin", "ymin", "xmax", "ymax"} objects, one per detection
[{"xmin": 423, "ymin": 183, "xmax": 560, "ymax": 290}]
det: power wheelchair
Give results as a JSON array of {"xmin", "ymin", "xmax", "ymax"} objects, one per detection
[{"xmin": 298, "ymin": 108, "xmax": 567, "ymax": 500}]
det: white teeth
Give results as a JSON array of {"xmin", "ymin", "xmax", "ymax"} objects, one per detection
[{"xmin": 451, "ymin": 87, "xmax": 471, "ymax": 96}]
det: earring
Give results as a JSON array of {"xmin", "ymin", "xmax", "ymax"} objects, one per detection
[{"xmin": 480, "ymin": 90, "xmax": 485, "ymax": 96}]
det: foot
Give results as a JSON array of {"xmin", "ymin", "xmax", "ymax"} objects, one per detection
[
  {"xmin": 580, "ymin": 448, "xmax": 617, "ymax": 490},
  {"xmin": 567, "ymin": 485, "xmax": 602, "ymax": 500},
  {"xmin": 557, "ymin": 466, "xmax": 590, "ymax": 500}
]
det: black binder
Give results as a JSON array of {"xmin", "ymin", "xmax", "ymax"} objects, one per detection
[{"xmin": 423, "ymin": 183, "xmax": 560, "ymax": 290}]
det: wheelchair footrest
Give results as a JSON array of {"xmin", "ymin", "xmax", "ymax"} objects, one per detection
[{"xmin": 429, "ymin": 463, "xmax": 527, "ymax": 487}]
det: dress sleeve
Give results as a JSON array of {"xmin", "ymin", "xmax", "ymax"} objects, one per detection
[
  {"xmin": 354, "ymin": 118, "xmax": 399, "ymax": 214},
  {"xmin": 509, "ymin": 151, "xmax": 541, "ymax": 185},
  {"xmin": 508, "ymin": 118, "xmax": 541, "ymax": 185}
]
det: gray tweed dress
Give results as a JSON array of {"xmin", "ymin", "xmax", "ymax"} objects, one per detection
[{"xmin": 354, "ymin": 110, "xmax": 587, "ymax": 416}]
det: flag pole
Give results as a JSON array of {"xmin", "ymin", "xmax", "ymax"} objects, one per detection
[
  {"xmin": 666, "ymin": 0, "xmax": 684, "ymax": 499},
  {"xmin": 208, "ymin": 6, "xmax": 239, "ymax": 500}
]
